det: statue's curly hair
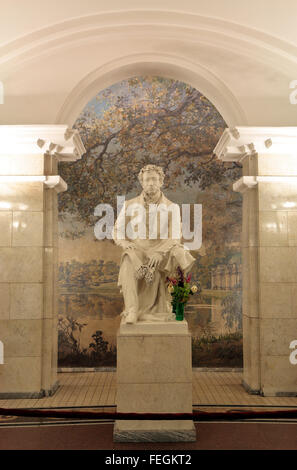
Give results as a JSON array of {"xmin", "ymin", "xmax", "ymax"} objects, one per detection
[{"xmin": 138, "ymin": 164, "xmax": 165, "ymax": 185}]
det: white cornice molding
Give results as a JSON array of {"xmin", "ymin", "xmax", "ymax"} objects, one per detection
[
  {"xmin": 44, "ymin": 176, "xmax": 68, "ymax": 193},
  {"xmin": 233, "ymin": 175, "xmax": 297, "ymax": 193},
  {"xmin": 0, "ymin": 125, "xmax": 86, "ymax": 161},
  {"xmin": 214, "ymin": 127, "xmax": 297, "ymax": 161},
  {"xmin": 1, "ymin": 11, "xmax": 296, "ymax": 76},
  {"xmin": 56, "ymin": 52, "xmax": 246, "ymax": 127},
  {"xmin": 233, "ymin": 176, "xmax": 258, "ymax": 193},
  {"xmin": 0, "ymin": 175, "xmax": 67, "ymax": 193}
]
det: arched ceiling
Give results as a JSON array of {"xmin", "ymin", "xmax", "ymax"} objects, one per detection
[{"xmin": 0, "ymin": 2, "xmax": 296, "ymax": 127}]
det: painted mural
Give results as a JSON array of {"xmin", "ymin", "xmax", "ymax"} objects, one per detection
[{"xmin": 57, "ymin": 76, "xmax": 243, "ymax": 368}]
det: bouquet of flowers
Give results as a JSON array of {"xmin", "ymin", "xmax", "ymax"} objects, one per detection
[{"xmin": 166, "ymin": 266, "xmax": 201, "ymax": 320}]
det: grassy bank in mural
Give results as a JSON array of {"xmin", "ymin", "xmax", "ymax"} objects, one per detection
[
  {"xmin": 192, "ymin": 332, "xmax": 243, "ymax": 367},
  {"xmin": 58, "ymin": 317, "xmax": 117, "ymax": 367},
  {"xmin": 58, "ymin": 260, "xmax": 243, "ymax": 367},
  {"xmin": 58, "ymin": 312, "xmax": 242, "ymax": 368},
  {"xmin": 57, "ymin": 76, "xmax": 243, "ymax": 368},
  {"xmin": 57, "ymin": 310, "xmax": 242, "ymax": 368}
]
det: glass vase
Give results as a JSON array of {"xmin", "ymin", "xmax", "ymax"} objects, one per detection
[{"xmin": 175, "ymin": 302, "xmax": 185, "ymax": 321}]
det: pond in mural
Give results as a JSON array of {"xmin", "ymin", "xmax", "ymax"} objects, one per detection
[{"xmin": 57, "ymin": 76, "xmax": 243, "ymax": 368}]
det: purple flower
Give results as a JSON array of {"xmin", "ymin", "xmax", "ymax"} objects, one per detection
[{"xmin": 177, "ymin": 266, "xmax": 184, "ymax": 283}]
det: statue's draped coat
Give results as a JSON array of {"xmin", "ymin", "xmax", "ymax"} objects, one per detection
[{"xmin": 112, "ymin": 191, "xmax": 196, "ymax": 321}]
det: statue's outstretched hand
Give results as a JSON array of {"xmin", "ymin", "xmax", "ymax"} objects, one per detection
[{"xmin": 148, "ymin": 253, "xmax": 163, "ymax": 268}]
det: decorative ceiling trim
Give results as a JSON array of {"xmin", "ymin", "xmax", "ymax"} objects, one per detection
[
  {"xmin": 0, "ymin": 125, "xmax": 86, "ymax": 160},
  {"xmin": 214, "ymin": 127, "xmax": 297, "ymax": 161},
  {"xmin": 0, "ymin": 175, "xmax": 67, "ymax": 193},
  {"xmin": 1, "ymin": 11, "xmax": 296, "ymax": 76},
  {"xmin": 55, "ymin": 52, "xmax": 247, "ymax": 127},
  {"xmin": 233, "ymin": 175, "xmax": 297, "ymax": 193}
]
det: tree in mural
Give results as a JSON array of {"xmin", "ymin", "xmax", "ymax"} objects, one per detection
[
  {"xmin": 191, "ymin": 179, "xmax": 242, "ymax": 285},
  {"xmin": 89, "ymin": 330, "xmax": 117, "ymax": 365},
  {"xmin": 89, "ymin": 330, "xmax": 108, "ymax": 355},
  {"xmin": 58, "ymin": 316, "xmax": 88, "ymax": 355},
  {"xmin": 58, "ymin": 76, "xmax": 241, "ymax": 233},
  {"xmin": 57, "ymin": 76, "xmax": 243, "ymax": 361}
]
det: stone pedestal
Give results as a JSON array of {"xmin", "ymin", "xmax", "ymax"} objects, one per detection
[{"xmin": 113, "ymin": 320, "xmax": 196, "ymax": 442}]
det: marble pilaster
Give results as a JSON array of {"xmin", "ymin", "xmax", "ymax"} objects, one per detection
[
  {"xmin": 214, "ymin": 127, "xmax": 297, "ymax": 396},
  {"xmin": 0, "ymin": 125, "xmax": 85, "ymax": 398}
]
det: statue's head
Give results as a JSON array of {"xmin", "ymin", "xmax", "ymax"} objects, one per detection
[{"xmin": 138, "ymin": 164, "xmax": 164, "ymax": 196}]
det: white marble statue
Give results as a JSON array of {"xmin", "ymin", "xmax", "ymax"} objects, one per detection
[{"xmin": 112, "ymin": 164, "xmax": 196, "ymax": 324}]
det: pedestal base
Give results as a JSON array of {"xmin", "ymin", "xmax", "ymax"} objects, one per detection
[
  {"xmin": 113, "ymin": 420, "xmax": 196, "ymax": 443},
  {"xmin": 114, "ymin": 319, "xmax": 196, "ymax": 442}
]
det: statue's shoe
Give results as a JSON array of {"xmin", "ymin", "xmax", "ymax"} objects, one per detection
[{"xmin": 125, "ymin": 310, "xmax": 138, "ymax": 324}]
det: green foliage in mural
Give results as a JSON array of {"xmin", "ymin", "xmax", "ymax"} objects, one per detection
[
  {"xmin": 59, "ymin": 259, "xmax": 119, "ymax": 290},
  {"xmin": 192, "ymin": 332, "xmax": 243, "ymax": 367}
]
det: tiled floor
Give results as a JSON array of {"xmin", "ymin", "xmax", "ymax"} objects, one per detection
[{"xmin": 0, "ymin": 370, "xmax": 297, "ymax": 410}]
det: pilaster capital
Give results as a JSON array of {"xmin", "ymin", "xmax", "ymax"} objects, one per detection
[
  {"xmin": 0, "ymin": 175, "xmax": 67, "ymax": 193},
  {"xmin": 233, "ymin": 175, "xmax": 297, "ymax": 193},
  {"xmin": 214, "ymin": 127, "xmax": 297, "ymax": 162},
  {"xmin": 44, "ymin": 175, "xmax": 68, "ymax": 193},
  {"xmin": 0, "ymin": 125, "xmax": 86, "ymax": 161}
]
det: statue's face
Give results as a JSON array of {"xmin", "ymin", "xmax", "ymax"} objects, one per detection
[{"xmin": 141, "ymin": 170, "xmax": 162, "ymax": 196}]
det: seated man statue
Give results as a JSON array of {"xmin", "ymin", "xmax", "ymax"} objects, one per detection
[{"xmin": 112, "ymin": 164, "xmax": 196, "ymax": 324}]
